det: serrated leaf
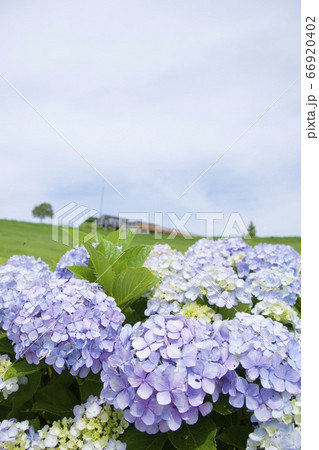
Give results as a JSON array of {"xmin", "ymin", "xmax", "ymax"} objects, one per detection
[
  {"xmin": 115, "ymin": 245, "xmax": 153, "ymax": 269},
  {"xmin": 67, "ymin": 265, "xmax": 96, "ymax": 283},
  {"xmin": 216, "ymin": 425, "xmax": 253, "ymax": 450},
  {"xmin": 95, "ymin": 240, "xmax": 121, "ymax": 264},
  {"xmin": 122, "ymin": 426, "xmax": 167, "ymax": 450},
  {"xmin": 113, "ymin": 260, "xmax": 128, "ymax": 275},
  {"xmin": 213, "ymin": 395, "xmax": 236, "ymax": 415},
  {"xmin": 84, "ymin": 243, "xmax": 116, "ymax": 295},
  {"xmin": 113, "ymin": 268, "xmax": 158, "ymax": 310},
  {"xmin": 105, "ymin": 228, "xmax": 136, "ymax": 250},
  {"xmin": 168, "ymin": 415, "xmax": 217, "ymax": 450},
  {"xmin": 3, "ymin": 360, "xmax": 43, "ymax": 381}
]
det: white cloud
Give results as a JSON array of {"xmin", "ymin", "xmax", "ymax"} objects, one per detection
[{"xmin": 0, "ymin": 0, "xmax": 300, "ymax": 235}]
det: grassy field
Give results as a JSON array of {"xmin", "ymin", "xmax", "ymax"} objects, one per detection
[{"xmin": 0, "ymin": 220, "xmax": 301, "ymax": 269}]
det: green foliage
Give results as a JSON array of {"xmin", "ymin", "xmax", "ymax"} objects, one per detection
[
  {"xmin": 69, "ymin": 234, "xmax": 159, "ymax": 316},
  {"xmin": 3, "ymin": 360, "xmax": 43, "ymax": 380},
  {"xmin": 247, "ymin": 221, "xmax": 256, "ymax": 238},
  {"xmin": 122, "ymin": 426, "xmax": 168, "ymax": 450},
  {"xmin": 216, "ymin": 425, "xmax": 253, "ymax": 450},
  {"xmin": 0, "ymin": 335, "xmax": 15, "ymax": 356},
  {"xmin": 218, "ymin": 302, "xmax": 251, "ymax": 320},
  {"xmin": 32, "ymin": 203, "xmax": 53, "ymax": 221},
  {"xmin": 168, "ymin": 415, "xmax": 217, "ymax": 450},
  {"xmin": 213, "ymin": 395, "xmax": 236, "ymax": 415},
  {"xmin": 113, "ymin": 267, "xmax": 158, "ymax": 310}
]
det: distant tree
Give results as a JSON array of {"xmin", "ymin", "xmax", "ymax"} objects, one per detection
[
  {"xmin": 247, "ymin": 221, "xmax": 256, "ymax": 238},
  {"xmin": 32, "ymin": 203, "xmax": 53, "ymax": 222}
]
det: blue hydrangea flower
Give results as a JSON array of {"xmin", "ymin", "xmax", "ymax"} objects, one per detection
[
  {"xmin": 101, "ymin": 315, "xmax": 234, "ymax": 433},
  {"xmin": 55, "ymin": 245, "xmax": 89, "ymax": 279},
  {"xmin": 0, "ymin": 255, "xmax": 50, "ymax": 325},
  {"xmin": 3, "ymin": 276, "xmax": 125, "ymax": 377}
]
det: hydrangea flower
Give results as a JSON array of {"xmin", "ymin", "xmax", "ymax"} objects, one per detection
[
  {"xmin": 0, "ymin": 354, "xmax": 28, "ymax": 400},
  {"xmin": 38, "ymin": 395, "xmax": 128, "ymax": 449},
  {"xmin": 0, "ymin": 396, "xmax": 128, "ymax": 449},
  {"xmin": 179, "ymin": 303, "xmax": 222, "ymax": 323},
  {"xmin": 217, "ymin": 313, "xmax": 301, "ymax": 423},
  {"xmin": 144, "ymin": 239, "xmax": 252, "ymax": 317},
  {"xmin": 237, "ymin": 243, "xmax": 301, "ymax": 278},
  {"xmin": 0, "ymin": 419, "xmax": 30, "ymax": 449},
  {"xmin": 55, "ymin": 246, "xmax": 89, "ymax": 279},
  {"xmin": 144, "ymin": 244, "xmax": 184, "ymax": 278},
  {"xmin": 245, "ymin": 267, "xmax": 300, "ymax": 306},
  {"xmin": 246, "ymin": 394, "xmax": 301, "ymax": 449},
  {"xmin": 101, "ymin": 315, "xmax": 235, "ymax": 433},
  {"xmin": 2, "ymin": 277, "xmax": 125, "ymax": 377},
  {"xmin": 252, "ymin": 295, "xmax": 301, "ymax": 332},
  {"xmin": 0, "ymin": 255, "xmax": 50, "ymax": 325}
]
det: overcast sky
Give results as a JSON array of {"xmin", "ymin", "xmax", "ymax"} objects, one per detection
[{"xmin": 0, "ymin": 0, "xmax": 300, "ymax": 236}]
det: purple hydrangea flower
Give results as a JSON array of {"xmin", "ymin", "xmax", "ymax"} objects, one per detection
[
  {"xmin": 55, "ymin": 246, "xmax": 89, "ymax": 279},
  {"xmin": 3, "ymin": 276, "xmax": 125, "ymax": 377}
]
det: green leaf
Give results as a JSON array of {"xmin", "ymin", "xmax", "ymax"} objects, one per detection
[
  {"xmin": 105, "ymin": 228, "xmax": 136, "ymax": 250},
  {"xmin": 112, "ymin": 260, "xmax": 128, "ymax": 275},
  {"xmin": 213, "ymin": 395, "xmax": 236, "ymax": 415},
  {"xmin": 122, "ymin": 426, "xmax": 167, "ymax": 450},
  {"xmin": 33, "ymin": 382, "xmax": 78, "ymax": 418},
  {"xmin": 0, "ymin": 256, "xmax": 8, "ymax": 265},
  {"xmin": 218, "ymin": 302, "xmax": 251, "ymax": 320},
  {"xmin": 95, "ymin": 239, "xmax": 121, "ymax": 264},
  {"xmin": 168, "ymin": 415, "xmax": 217, "ymax": 450},
  {"xmin": 113, "ymin": 267, "xmax": 158, "ymax": 310},
  {"xmin": 115, "ymin": 245, "xmax": 153, "ymax": 269},
  {"xmin": 8, "ymin": 372, "xmax": 42, "ymax": 419},
  {"xmin": 0, "ymin": 336, "xmax": 15, "ymax": 355},
  {"xmin": 3, "ymin": 360, "xmax": 43, "ymax": 381},
  {"xmin": 124, "ymin": 299, "xmax": 148, "ymax": 325},
  {"xmin": 84, "ymin": 243, "xmax": 116, "ymax": 295},
  {"xmin": 77, "ymin": 373, "xmax": 103, "ymax": 403},
  {"xmin": 216, "ymin": 425, "xmax": 253, "ymax": 450},
  {"xmin": 67, "ymin": 265, "xmax": 96, "ymax": 283},
  {"xmin": 29, "ymin": 417, "xmax": 41, "ymax": 432}
]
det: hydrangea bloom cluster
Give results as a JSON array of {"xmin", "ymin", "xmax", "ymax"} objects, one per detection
[
  {"xmin": 247, "ymin": 394, "xmax": 301, "ymax": 449},
  {"xmin": 144, "ymin": 244, "xmax": 184, "ymax": 278},
  {"xmin": 101, "ymin": 311, "xmax": 301, "ymax": 441},
  {"xmin": 55, "ymin": 245, "xmax": 89, "ymax": 280},
  {"xmin": 236, "ymin": 243, "xmax": 301, "ymax": 277},
  {"xmin": 38, "ymin": 395, "xmax": 128, "ymax": 449},
  {"xmin": 218, "ymin": 313, "xmax": 300, "ymax": 424},
  {"xmin": 2, "ymin": 276, "xmax": 125, "ymax": 377},
  {"xmin": 252, "ymin": 295, "xmax": 301, "ymax": 332},
  {"xmin": 0, "ymin": 419, "xmax": 30, "ymax": 449},
  {"xmin": 179, "ymin": 303, "xmax": 222, "ymax": 323},
  {"xmin": 244, "ymin": 267, "xmax": 300, "ymax": 306},
  {"xmin": 0, "ymin": 396, "xmax": 128, "ymax": 449},
  {"xmin": 101, "ymin": 314, "xmax": 235, "ymax": 434},
  {"xmin": 144, "ymin": 239, "xmax": 253, "ymax": 317},
  {"xmin": 144, "ymin": 239, "xmax": 300, "ymax": 324},
  {"xmin": 0, "ymin": 255, "xmax": 50, "ymax": 325},
  {"xmin": 0, "ymin": 354, "xmax": 28, "ymax": 400}
]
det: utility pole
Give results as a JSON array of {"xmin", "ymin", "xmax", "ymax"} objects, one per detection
[{"xmin": 99, "ymin": 184, "xmax": 105, "ymax": 218}]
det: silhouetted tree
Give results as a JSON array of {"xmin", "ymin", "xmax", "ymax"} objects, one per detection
[
  {"xmin": 32, "ymin": 203, "xmax": 53, "ymax": 222},
  {"xmin": 248, "ymin": 221, "xmax": 256, "ymax": 238}
]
